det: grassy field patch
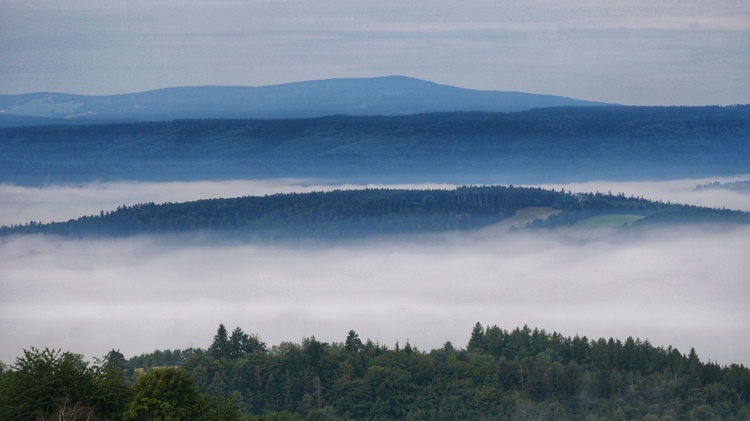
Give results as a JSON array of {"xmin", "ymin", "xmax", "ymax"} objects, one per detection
[{"xmin": 575, "ymin": 214, "xmax": 645, "ymax": 228}]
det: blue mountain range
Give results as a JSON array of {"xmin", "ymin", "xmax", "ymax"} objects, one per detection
[{"xmin": 0, "ymin": 76, "xmax": 608, "ymax": 126}]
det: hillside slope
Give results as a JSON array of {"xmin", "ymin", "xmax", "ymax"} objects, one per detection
[
  {"xmin": 3, "ymin": 186, "xmax": 748, "ymax": 240},
  {"xmin": 0, "ymin": 106, "xmax": 747, "ymax": 185}
]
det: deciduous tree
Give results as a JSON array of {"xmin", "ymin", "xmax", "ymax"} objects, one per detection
[{"xmin": 123, "ymin": 367, "xmax": 208, "ymax": 420}]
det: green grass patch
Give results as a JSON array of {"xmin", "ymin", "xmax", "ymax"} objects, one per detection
[{"xmin": 575, "ymin": 214, "xmax": 645, "ymax": 228}]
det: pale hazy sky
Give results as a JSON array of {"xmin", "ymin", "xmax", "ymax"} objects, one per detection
[{"xmin": 1, "ymin": 0, "xmax": 748, "ymax": 105}]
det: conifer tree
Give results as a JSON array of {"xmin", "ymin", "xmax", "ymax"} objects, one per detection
[
  {"xmin": 229, "ymin": 327, "xmax": 249, "ymax": 358},
  {"xmin": 467, "ymin": 322, "xmax": 487, "ymax": 353},
  {"xmin": 210, "ymin": 324, "xmax": 230, "ymax": 360}
]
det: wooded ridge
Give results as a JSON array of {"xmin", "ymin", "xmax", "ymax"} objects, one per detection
[
  {"xmin": 3, "ymin": 185, "xmax": 748, "ymax": 239},
  {"xmin": 1, "ymin": 106, "xmax": 747, "ymax": 185}
]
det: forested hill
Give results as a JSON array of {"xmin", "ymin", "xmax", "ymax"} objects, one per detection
[
  {"xmin": 3, "ymin": 186, "xmax": 748, "ymax": 239},
  {"xmin": 0, "ymin": 105, "xmax": 748, "ymax": 185}
]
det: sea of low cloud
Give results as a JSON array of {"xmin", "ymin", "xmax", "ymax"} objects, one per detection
[{"xmin": 1, "ymin": 175, "xmax": 749, "ymax": 366}]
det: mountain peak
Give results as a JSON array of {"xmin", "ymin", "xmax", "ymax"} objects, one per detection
[{"xmin": 0, "ymin": 77, "xmax": 610, "ymax": 126}]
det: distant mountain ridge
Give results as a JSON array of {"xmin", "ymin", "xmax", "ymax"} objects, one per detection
[
  {"xmin": 0, "ymin": 76, "xmax": 609, "ymax": 126},
  {"xmin": 1, "ymin": 106, "xmax": 747, "ymax": 186}
]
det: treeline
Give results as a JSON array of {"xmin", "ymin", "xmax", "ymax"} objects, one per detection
[
  {"xmin": 1, "ymin": 106, "xmax": 748, "ymax": 185},
  {"xmin": 696, "ymin": 180, "xmax": 750, "ymax": 192},
  {"xmin": 0, "ymin": 348, "xmax": 239, "ymax": 421},
  {"xmin": 164, "ymin": 323, "xmax": 750, "ymax": 420},
  {"xmin": 2, "ymin": 186, "xmax": 749, "ymax": 239},
  {"xmin": 2, "ymin": 323, "xmax": 748, "ymax": 420}
]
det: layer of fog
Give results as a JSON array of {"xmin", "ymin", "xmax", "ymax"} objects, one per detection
[
  {"xmin": 1, "ymin": 225, "xmax": 748, "ymax": 366},
  {"xmin": 1, "ymin": 175, "xmax": 749, "ymax": 366}
]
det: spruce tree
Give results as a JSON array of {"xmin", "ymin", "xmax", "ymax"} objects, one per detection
[
  {"xmin": 210, "ymin": 324, "xmax": 230, "ymax": 360},
  {"xmin": 467, "ymin": 322, "xmax": 487, "ymax": 353}
]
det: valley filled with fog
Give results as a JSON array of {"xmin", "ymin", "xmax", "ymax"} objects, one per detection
[{"xmin": 1, "ymin": 176, "xmax": 749, "ymax": 366}]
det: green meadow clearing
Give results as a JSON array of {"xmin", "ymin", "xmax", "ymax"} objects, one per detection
[{"xmin": 575, "ymin": 214, "xmax": 645, "ymax": 228}]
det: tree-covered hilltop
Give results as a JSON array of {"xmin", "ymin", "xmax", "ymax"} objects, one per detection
[
  {"xmin": 0, "ymin": 105, "xmax": 748, "ymax": 185},
  {"xmin": 2, "ymin": 185, "xmax": 749, "ymax": 239},
  {"xmin": 2, "ymin": 324, "xmax": 748, "ymax": 420}
]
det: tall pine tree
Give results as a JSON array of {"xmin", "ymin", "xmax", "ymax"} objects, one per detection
[{"xmin": 210, "ymin": 324, "xmax": 230, "ymax": 360}]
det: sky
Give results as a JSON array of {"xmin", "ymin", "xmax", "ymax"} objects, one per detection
[
  {"xmin": 1, "ymin": 0, "xmax": 749, "ymax": 105},
  {"xmin": 1, "ymin": 177, "xmax": 749, "ymax": 366}
]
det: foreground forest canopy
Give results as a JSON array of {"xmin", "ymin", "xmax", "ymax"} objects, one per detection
[
  {"xmin": 0, "ymin": 106, "xmax": 748, "ymax": 185},
  {"xmin": 2, "ymin": 185, "xmax": 749, "ymax": 239},
  {"xmin": 1, "ymin": 323, "xmax": 748, "ymax": 420}
]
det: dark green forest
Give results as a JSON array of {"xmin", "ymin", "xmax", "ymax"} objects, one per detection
[
  {"xmin": 1, "ymin": 323, "xmax": 748, "ymax": 420},
  {"xmin": 2, "ymin": 185, "xmax": 749, "ymax": 240},
  {"xmin": 1, "ymin": 106, "xmax": 748, "ymax": 185}
]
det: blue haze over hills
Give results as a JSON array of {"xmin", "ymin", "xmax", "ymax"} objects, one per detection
[
  {"xmin": 1, "ymin": 106, "xmax": 747, "ymax": 186},
  {"xmin": 0, "ymin": 75, "xmax": 746, "ymax": 186},
  {"xmin": 0, "ymin": 76, "xmax": 608, "ymax": 126}
]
